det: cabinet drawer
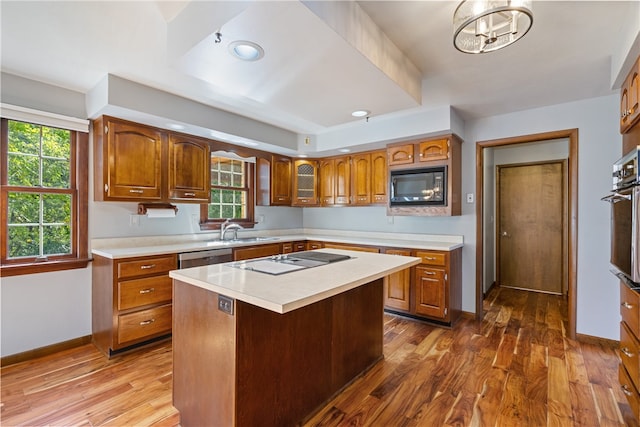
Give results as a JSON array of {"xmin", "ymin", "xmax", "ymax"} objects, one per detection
[
  {"xmin": 118, "ymin": 275, "xmax": 172, "ymax": 311},
  {"xmin": 117, "ymin": 304, "xmax": 172, "ymax": 346},
  {"xmin": 621, "ymin": 282, "xmax": 640, "ymax": 337},
  {"xmin": 620, "ymin": 363, "xmax": 640, "ymax": 421},
  {"xmin": 621, "ymin": 321, "xmax": 640, "ymax": 391},
  {"xmin": 414, "ymin": 251, "xmax": 446, "ymax": 266},
  {"xmin": 117, "ymin": 255, "xmax": 176, "ymax": 279}
]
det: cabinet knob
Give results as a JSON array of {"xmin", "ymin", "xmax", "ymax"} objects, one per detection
[
  {"xmin": 621, "ymin": 347, "xmax": 634, "ymax": 358},
  {"xmin": 622, "ymin": 301, "xmax": 633, "ymax": 309},
  {"xmin": 622, "ymin": 384, "xmax": 634, "ymax": 396}
]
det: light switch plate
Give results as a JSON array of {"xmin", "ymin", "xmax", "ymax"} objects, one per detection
[{"xmin": 466, "ymin": 193, "xmax": 474, "ymax": 203}]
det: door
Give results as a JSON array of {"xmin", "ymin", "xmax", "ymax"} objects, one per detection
[{"xmin": 497, "ymin": 161, "xmax": 566, "ymax": 294}]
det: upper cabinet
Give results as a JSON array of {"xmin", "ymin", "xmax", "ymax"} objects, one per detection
[
  {"xmin": 387, "ymin": 135, "xmax": 462, "ymax": 217},
  {"xmin": 621, "ymin": 56, "xmax": 640, "ymax": 134},
  {"xmin": 168, "ymin": 134, "xmax": 211, "ymax": 202},
  {"xmin": 256, "ymin": 155, "xmax": 292, "ymax": 206},
  {"xmin": 93, "ymin": 116, "xmax": 210, "ymax": 203},
  {"xmin": 319, "ymin": 158, "xmax": 335, "ymax": 206},
  {"xmin": 94, "ymin": 117, "xmax": 165, "ymax": 201},
  {"xmin": 292, "ymin": 159, "xmax": 319, "ymax": 206},
  {"xmin": 351, "ymin": 153, "xmax": 372, "ymax": 205},
  {"xmin": 370, "ymin": 150, "xmax": 388, "ymax": 205}
]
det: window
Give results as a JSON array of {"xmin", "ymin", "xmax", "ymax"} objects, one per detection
[
  {"xmin": 1, "ymin": 118, "xmax": 89, "ymax": 277},
  {"xmin": 200, "ymin": 155, "xmax": 255, "ymax": 230}
]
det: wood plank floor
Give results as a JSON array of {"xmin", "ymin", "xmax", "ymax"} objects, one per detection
[{"xmin": 0, "ymin": 287, "xmax": 633, "ymax": 426}]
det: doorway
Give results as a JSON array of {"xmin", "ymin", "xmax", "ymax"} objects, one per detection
[
  {"xmin": 496, "ymin": 161, "xmax": 567, "ymax": 295},
  {"xmin": 475, "ymin": 129, "xmax": 578, "ymax": 340}
]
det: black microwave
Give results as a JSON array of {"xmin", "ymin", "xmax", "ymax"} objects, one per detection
[{"xmin": 390, "ymin": 166, "xmax": 446, "ymax": 206}]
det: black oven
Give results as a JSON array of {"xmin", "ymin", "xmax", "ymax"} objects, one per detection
[
  {"xmin": 390, "ymin": 166, "xmax": 446, "ymax": 207},
  {"xmin": 603, "ymin": 146, "xmax": 640, "ymax": 285}
]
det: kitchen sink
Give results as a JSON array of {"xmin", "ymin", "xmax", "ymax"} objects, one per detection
[{"xmin": 206, "ymin": 236, "xmax": 280, "ymax": 246}]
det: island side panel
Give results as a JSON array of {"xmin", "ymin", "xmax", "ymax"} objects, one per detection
[
  {"xmin": 235, "ymin": 297, "xmax": 333, "ymax": 427},
  {"xmin": 331, "ymin": 278, "xmax": 384, "ymax": 390},
  {"xmin": 173, "ymin": 280, "xmax": 237, "ymax": 427}
]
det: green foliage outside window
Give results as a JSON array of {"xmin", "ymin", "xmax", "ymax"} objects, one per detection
[
  {"xmin": 6, "ymin": 120, "xmax": 73, "ymax": 259},
  {"xmin": 209, "ymin": 157, "xmax": 247, "ymax": 220}
]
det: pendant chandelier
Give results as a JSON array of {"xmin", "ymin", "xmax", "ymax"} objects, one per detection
[{"xmin": 453, "ymin": 0, "xmax": 533, "ymax": 54}]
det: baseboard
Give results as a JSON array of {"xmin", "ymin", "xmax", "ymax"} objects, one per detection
[
  {"xmin": 1, "ymin": 335, "xmax": 92, "ymax": 367},
  {"xmin": 484, "ymin": 281, "xmax": 498, "ymax": 297},
  {"xmin": 575, "ymin": 333, "xmax": 619, "ymax": 348}
]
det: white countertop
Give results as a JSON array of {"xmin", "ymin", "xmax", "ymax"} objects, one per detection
[
  {"xmin": 91, "ymin": 229, "xmax": 463, "ymax": 259},
  {"xmin": 169, "ymin": 249, "xmax": 421, "ymax": 314}
]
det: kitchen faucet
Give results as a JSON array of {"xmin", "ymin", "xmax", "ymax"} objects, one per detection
[{"xmin": 220, "ymin": 219, "xmax": 243, "ymax": 241}]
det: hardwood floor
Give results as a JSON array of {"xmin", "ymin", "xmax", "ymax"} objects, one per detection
[{"xmin": 0, "ymin": 287, "xmax": 632, "ymax": 426}]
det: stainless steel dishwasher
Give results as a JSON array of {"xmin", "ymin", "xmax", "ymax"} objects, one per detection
[{"xmin": 178, "ymin": 248, "xmax": 233, "ymax": 269}]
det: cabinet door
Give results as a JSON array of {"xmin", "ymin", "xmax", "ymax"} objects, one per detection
[
  {"xmin": 415, "ymin": 266, "xmax": 447, "ymax": 320},
  {"xmin": 233, "ymin": 244, "xmax": 281, "ymax": 261},
  {"xmin": 272, "ymin": 156, "xmax": 292, "ymax": 205},
  {"xmin": 418, "ymin": 139, "xmax": 449, "ymax": 162},
  {"xmin": 383, "ymin": 249, "xmax": 411, "ymax": 311},
  {"xmin": 293, "ymin": 160, "xmax": 319, "ymax": 206},
  {"xmin": 387, "ymin": 144, "xmax": 414, "ymax": 165},
  {"xmin": 334, "ymin": 157, "xmax": 351, "ymax": 205},
  {"xmin": 351, "ymin": 153, "xmax": 371, "ymax": 205},
  {"xmin": 105, "ymin": 120, "xmax": 164, "ymax": 200},
  {"xmin": 319, "ymin": 159, "xmax": 335, "ymax": 206},
  {"xmin": 371, "ymin": 150, "xmax": 388, "ymax": 204},
  {"xmin": 628, "ymin": 60, "xmax": 640, "ymax": 130},
  {"xmin": 168, "ymin": 135, "xmax": 210, "ymax": 202}
]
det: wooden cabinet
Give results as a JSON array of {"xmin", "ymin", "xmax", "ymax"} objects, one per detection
[
  {"xmin": 256, "ymin": 155, "xmax": 292, "ymax": 206},
  {"xmin": 281, "ymin": 241, "xmax": 307, "ymax": 254},
  {"xmin": 371, "ymin": 150, "xmax": 388, "ymax": 204},
  {"xmin": 351, "ymin": 153, "xmax": 372, "ymax": 205},
  {"xmin": 93, "ymin": 116, "xmax": 210, "ymax": 203},
  {"xmin": 293, "ymin": 159, "xmax": 319, "ymax": 206},
  {"xmin": 621, "ymin": 56, "xmax": 640, "ymax": 133},
  {"xmin": 620, "ymin": 281, "xmax": 640, "ymax": 419},
  {"xmin": 388, "ymin": 144, "xmax": 414, "ymax": 166},
  {"xmin": 92, "ymin": 253, "xmax": 176, "ymax": 357},
  {"xmin": 383, "ymin": 248, "xmax": 411, "ymax": 312},
  {"xmin": 412, "ymin": 249, "xmax": 461, "ymax": 324},
  {"xmin": 94, "ymin": 117, "xmax": 165, "ymax": 201},
  {"xmin": 387, "ymin": 135, "xmax": 462, "ymax": 217},
  {"xmin": 334, "ymin": 157, "xmax": 351, "ymax": 205},
  {"xmin": 233, "ymin": 243, "xmax": 281, "ymax": 261},
  {"xmin": 306, "ymin": 241, "xmax": 324, "ymax": 250},
  {"xmin": 168, "ymin": 134, "xmax": 211, "ymax": 202},
  {"xmin": 319, "ymin": 159, "xmax": 335, "ymax": 206},
  {"xmin": 322, "ymin": 242, "xmax": 380, "ymax": 253}
]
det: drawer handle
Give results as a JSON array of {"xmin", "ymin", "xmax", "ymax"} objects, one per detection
[
  {"xmin": 184, "ymin": 192, "xmax": 196, "ymax": 197},
  {"xmin": 425, "ymin": 271, "xmax": 436, "ymax": 276},
  {"xmin": 140, "ymin": 264, "xmax": 156, "ymax": 270},
  {"xmin": 129, "ymin": 189, "xmax": 144, "ymax": 194},
  {"xmin": 622, "ymin": 384, "xmax": 634, "ymax": 396},
  {"xmin": 139, "ymin": 319, "xmax": 156, "ymax": 326},
  {"xmin": 139, "ymin": 288, "xmax": 155, "ymax": 294},
  {"xmin": 621, "ymin": 347, "xmax": 634, "ymax": 358},
  {"xmin": 424, "ymin": 257, "xmax": 437, "ymax": 261},
  {"xmin": 622, "ymin": 302, "xmax": 634, "ymax": 309}
]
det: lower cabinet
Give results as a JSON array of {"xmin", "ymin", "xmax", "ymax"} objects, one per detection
[
  {"xmin": 383, "ymin": 248, "xmax": 412, "ymax": 312},
  {"xmin": 233, "ymin": 243, "xmax": 281, "ymax": 261},
  {"xmin": 620, "ymin": 281, "xmax": 640, "ymax": 422},
  {"xmin": 92, "ymin": 253, "xmax": 176, "ymax": 357},
  {"xmin": 281, "ymin": 241, "xmax": 307, "ymax": 253}
]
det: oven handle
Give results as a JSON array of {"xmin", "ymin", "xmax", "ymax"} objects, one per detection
[{"xmin": 601, "ymin": 192, "xmax": 632, "ymax": 203}]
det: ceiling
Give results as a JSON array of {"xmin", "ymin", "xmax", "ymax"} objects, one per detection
[{"xmin": 1, "ymin": 1, "xmax": 639, "ymax": 150}]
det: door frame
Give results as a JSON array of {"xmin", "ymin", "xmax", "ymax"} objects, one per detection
[
  {"xmin": 495, "ymin": 160, "xmax": 568, "ymax": 295},
  {"xmin": 475, "ymin": 129, "xmax": 578, "ymax": 340}
]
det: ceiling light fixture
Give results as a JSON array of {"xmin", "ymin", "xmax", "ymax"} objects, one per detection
[
  {"xmin": 338, "ymin": 148, "xmax": 351, "ymax": 153},
  {"xmin": 228, "ymin": 40, "xmax": 264, "ymax": 61},
  {"xmin": 351, "ymin": 110, "xmax": 370, "ymax": 118},
  {"xmin": 453, "ymin": 0, "xmax": 533, "ymax": 54}
]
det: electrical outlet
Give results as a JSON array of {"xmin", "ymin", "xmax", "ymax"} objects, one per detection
[
  {"xmin": 129, "ymin": 214, "xmax": 140, "ymax": 226},
  {"xmin": 466, "ymin": 193, "xmax": 474, "ymax": 203},
  {"xmin": 218, "ymin": 295, "xmax": 234, "ymax": 315}
]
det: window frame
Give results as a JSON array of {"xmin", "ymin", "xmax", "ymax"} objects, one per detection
[
  {"xmin": 199, "ymin": 156, "xmax": 256, "ymax": 231},
  {"xmin": 0, "ymin": 118, "xmax": 89, "ymax": 277}
]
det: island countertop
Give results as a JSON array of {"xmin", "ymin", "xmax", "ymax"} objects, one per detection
[{"xmin": 169, "ymin": 248, "xmax": 421, "ymax": 314}]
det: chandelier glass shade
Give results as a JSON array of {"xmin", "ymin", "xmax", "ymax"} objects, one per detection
[{"xmin": 453, "ymin": 0, "xmax": 533, "ymax": 54}]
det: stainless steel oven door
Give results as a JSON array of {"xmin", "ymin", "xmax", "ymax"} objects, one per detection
[{"xmin": 603, "ymin": 186, "xmax": 639, "ymax": 284}]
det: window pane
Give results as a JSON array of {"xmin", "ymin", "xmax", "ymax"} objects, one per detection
[
  {"xmin": 221, "ymin": 189, "xmax": 234, "ymax": 203},
  {"xmin": 8, "ymin": 192, "xmax": 39, "ymax": 223},
  {"xmin": 42, "ymin": 127, "xmax": 70, "ymax": 159},
  {"xmin": 8, "ymin": 226, "xmax": 39, "ymax": 258},
  {"xmin": 219, "ymin": 171, "xmax": 232, "ymax": 187},
  {"xmin": 220, "ymin": 159, "xmax": 232, "ymax": 172},
  {"xmin": 208, "ymin": 204, "xmax": 220, "ymax": 218},
  {"xmin": 42, "ymin": 158, "xmax": 70, "ymax": 188},
  {"xmin": 221, "ymin": 205, "xmax": 235, "ymax": 218},
  {"xmin": 7, "ymin": 153, "xmax": 39, "ymax": 186},
  {"xmin": 232, "ymin": 173, "xmax": 243, "ymax": 187},
  {"xmin": 8, "ymin": 121, "xmax": 40, "ymax": 155},
  {"xmin": 43, "ymin": 194, "xmax": 71, "ymax": 224},
  {"xmin": 43, "ymin": 225, "xmax": 71, "ymax": 255}
]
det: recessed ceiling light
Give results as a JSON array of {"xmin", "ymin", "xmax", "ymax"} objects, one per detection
[
  {"xmin": 229, "ymin": 40, "xmax": 264, "ymax": 61},
  {"xmin": 167, "ymin": 123, "xmax": 185, "ymax": 130},
  {"xmin": 298, "ymin": 154, "xmax": 308, "ymax": 158},
  {"xmin": 351, "ymin": 110, "xmax": 369, "ymax": 118},
  {"xmin": 338, "ymin": 148, "xmax": 351, "ymax": 153}
]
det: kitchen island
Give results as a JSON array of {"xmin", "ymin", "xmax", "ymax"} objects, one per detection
[{"xmin": 169, "ymin": 249, "xmax": 420, "ymax": 427}]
